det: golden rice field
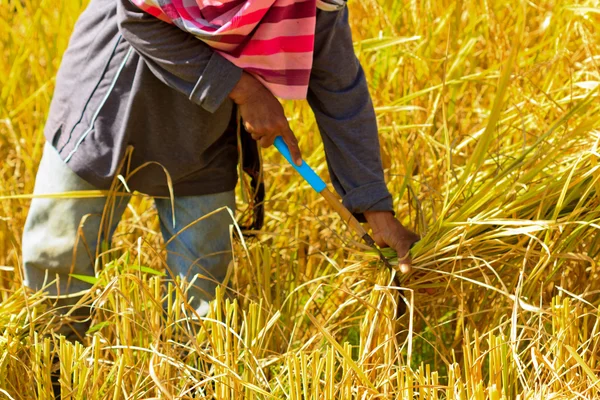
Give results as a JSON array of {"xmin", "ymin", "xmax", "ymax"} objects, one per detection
[{"xmin": 2, "ymin": 0, "xmax": 600, "ymax": 398}]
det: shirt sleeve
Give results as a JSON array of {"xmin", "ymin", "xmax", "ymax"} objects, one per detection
[
  {"xmin": 307, "ymin": 7, "xmax": 394, "ymax": 219},
  {"xmin": 116, "ymin": 0, "xmax": 243, "ymax": 113}
]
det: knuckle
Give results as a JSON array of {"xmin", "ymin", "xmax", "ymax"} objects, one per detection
[{"xmin": 264, "ymin": 124, "xmax": 276, "ymax": 134}]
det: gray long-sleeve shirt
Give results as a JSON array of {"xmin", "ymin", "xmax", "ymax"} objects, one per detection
[{"xmin": 44, "ymin": 0, "xmax": 393, "ymax": 216}]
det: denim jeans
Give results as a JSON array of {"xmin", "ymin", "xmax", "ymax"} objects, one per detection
[{"xmin": 22, "ymin": 143, "xmax": 235, "ymax": 336}]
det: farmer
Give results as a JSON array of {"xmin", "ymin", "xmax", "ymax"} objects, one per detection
[{"xmin": 21, "ymin": 0, "xmax": 419, "ymax": 339}]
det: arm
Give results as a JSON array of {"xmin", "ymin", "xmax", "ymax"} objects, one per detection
[
  {"xmin": 308, "ymin": 7, "xmax": 419, "ymax": 271},
  {"xmin": 116, "ymin": 0, "xmax": 242, "ymax": 113},
  {"xmin": 117, "ymin": 0, "xmax": 303, "ymax": 160},
  {"xmin": 308, "ymin": 7, "xmax": 390, "ymax": 217}
]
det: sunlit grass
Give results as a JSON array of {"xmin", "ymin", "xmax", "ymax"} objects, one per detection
[{"xmin": 1, "ymin": 0, "xmax": 600, "ymax": 398}]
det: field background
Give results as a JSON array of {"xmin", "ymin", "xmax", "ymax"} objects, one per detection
[{"xmin": 1, "ymin": 0, "xmax": 600, "ymax": 398}]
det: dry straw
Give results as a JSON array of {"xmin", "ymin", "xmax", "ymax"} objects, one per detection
[{"xmin": 1, "ymin": 0, "xmax": 600, "ymax": 398}]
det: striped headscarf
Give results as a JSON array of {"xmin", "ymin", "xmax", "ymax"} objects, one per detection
[{"xmin": 131, "ymin": 0, "xmax": 346, "ymax": 99}]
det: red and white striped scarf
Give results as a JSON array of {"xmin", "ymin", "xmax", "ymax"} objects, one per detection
[{"xmin": 132, "ymin": 0, "xmax": 344, "ymax": 99}]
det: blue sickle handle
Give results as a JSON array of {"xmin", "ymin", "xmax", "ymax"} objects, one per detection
[{"xmin": 273, "ymin": 136, "xmax": 327, "ymax": 193}]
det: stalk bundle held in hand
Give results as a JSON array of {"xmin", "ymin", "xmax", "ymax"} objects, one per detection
[{"xmin": 131, "ymin": 0, "xmax": 345, "ymax": 99}]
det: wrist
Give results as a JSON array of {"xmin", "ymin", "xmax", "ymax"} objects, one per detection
[
  {"xmin": 364, "ymin": 210, "xmax": 394, "ymax": 227},
  {"xmin": 364, "ymin": 210, "xmax": 394, "ymax": 218},
  {"xmin": 229, "ymin": 72, "xmax": 260, "ymax": 105}
]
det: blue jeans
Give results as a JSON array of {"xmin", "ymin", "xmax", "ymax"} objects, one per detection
[{"xmin": 22, "ymin": 143, "xmax": 235, "ymax": 331}]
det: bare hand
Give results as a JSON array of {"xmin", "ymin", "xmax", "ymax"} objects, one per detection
[
  {"xmin": 229, "ymin": 72, "xmax": 302, "ymax": 166},
  {"xmin": 364, "ymin": 211, "xmax": 419, "ymax": 274}
]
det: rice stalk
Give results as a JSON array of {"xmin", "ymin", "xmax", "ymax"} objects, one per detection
[{"xmin": 1, "ymin": 0, "xmax": 600, "ymax": 398}]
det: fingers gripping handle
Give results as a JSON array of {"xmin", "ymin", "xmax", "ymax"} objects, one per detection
[{"xmin": 273, "ymin": 136, "xmax": 327, "ymax": 193}]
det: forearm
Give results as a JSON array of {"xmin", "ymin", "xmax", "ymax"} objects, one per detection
[
  {"xmin": 116, "ymin": 0, "xmax": 242, "ymax": 112},
  {"xmin": 308, "ymin": 7, "xmax": 393, "ymax": 218}
]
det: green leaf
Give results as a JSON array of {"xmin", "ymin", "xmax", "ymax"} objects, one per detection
[
  {"xmin": 128, "ymin": 265, "xmax": 165, "ymax": 276},
  {"xmin": 86, "ymin": 321, "xmax": 112, "ymax": 334},
  {"xmin": 69, "ymin": 274, "xmax": 99, "ymax": 285}
]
